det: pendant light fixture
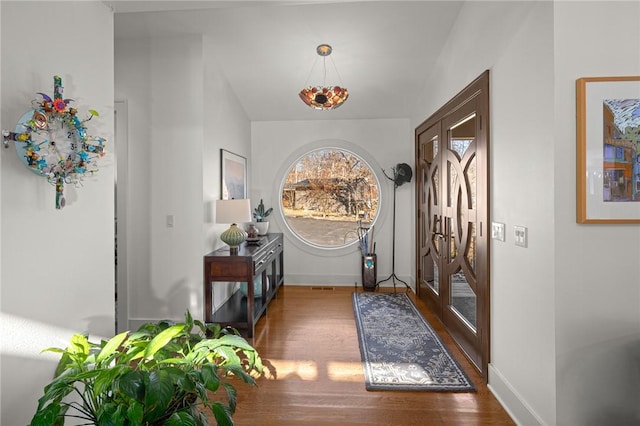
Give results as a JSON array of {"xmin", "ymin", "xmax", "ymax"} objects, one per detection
[{"xmin": 299, "ymin": 44, "xmax": 349, "ymax": 110}]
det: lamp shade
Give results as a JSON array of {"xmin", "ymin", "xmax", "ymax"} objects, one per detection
[{"xmin": 215, "ymin": 199, "xmax": 252, "ymax": 224}]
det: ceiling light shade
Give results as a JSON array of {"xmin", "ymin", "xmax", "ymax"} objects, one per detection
[{"xmin": 299, "ymin": 44, "xmax": 349, "ymax": 110}]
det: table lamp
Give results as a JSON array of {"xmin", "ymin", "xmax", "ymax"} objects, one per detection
[{"xmin": 215, "ymin": 199, "xmax": 252, "ymax": 254}]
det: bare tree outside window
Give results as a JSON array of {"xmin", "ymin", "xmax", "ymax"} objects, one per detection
[{"xmin": 281, "ymin": 148, "xmax": 380, "ymax": 247}]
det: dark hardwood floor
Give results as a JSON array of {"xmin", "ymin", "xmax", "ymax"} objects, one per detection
[{"xmin": 217, "ymin": 286, "xmax": 514, "ymax": 425}]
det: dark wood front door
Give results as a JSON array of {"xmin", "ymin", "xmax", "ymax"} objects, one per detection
[{"xmin": 415, "ymin": 71, "xmax": 490, "ymax": 379}]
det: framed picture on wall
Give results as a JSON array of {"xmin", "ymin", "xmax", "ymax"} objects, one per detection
[
  {"xmin": 220, "ymin": 149, "xmax": 247, "ymax": 200},
  {"xmin": 576, "ymin": 76, "xmax": 640, "ymax": 223}
]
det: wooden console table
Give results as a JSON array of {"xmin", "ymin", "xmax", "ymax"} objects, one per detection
[{"xmin": 203, "ymin": 233, "xmax": 284, "ymax": 337}]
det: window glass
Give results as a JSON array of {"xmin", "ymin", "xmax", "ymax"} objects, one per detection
[{"xmin": 281, "ymin": 148, "xmax": 380, "ymax": 248}]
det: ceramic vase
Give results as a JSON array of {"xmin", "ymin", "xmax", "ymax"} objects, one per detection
[{"xmin": 255, "ymin": 221, "xmax": 269, "ymax": 235}]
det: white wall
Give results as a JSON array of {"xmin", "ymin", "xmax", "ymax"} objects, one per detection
[
  {"xmin": 0, "ymin": 2, "xmax": 114, "ymax": 424},
  {"xmin": 412, "ymin": 2, "xmax": 556, "ymax": 424},
  {"xmin": 202, "ymin": 34, "xmax": 252, "ymax": 305},
  {"xmin": 115, "ymin": 32, "xmax": 252, "ymax": 327},
  {"xmin": 554, "ymin": 2, "xmax": 640, "ymax": 425},
  {"xmin": 251, "ymin": 119, "xmax": 413, "ymax": 287}
]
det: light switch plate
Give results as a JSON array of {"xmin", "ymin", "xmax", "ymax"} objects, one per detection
[
  {"xmin": 491, "ymin": 222, "xmax": 505, "ymax": 242},
  {"xmin": 514, "ymin": 225, "xmax": 527, "ymax": 247}
]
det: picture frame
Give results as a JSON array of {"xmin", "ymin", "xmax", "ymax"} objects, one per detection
[
  {"xmin": 220, "ymin": 149, "xmax": 247, "ymax": 200},
  {"xmin": 576, "ymin": 76, "xmax": 640, "ymax": 223}
]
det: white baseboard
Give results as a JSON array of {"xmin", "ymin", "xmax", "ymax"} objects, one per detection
[
  {"xmin": 488, "ymin": 363, "xmax": 545, "ymax": 426},
  {"xmin": 284, "ymin": 273, "xmax": 415, "ymax": 292}
]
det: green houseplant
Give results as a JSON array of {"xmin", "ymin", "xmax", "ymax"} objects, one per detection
[
  {"xmin": 252, "ymin": 199, "xmax": 273, "ymax": 235},
  {"xmin": 30, "ymin": 312, "xmax": 262, "ymax": 426},
  {"xmin": 252, "ymin": 199, "xmax": 272, "ymax": 222}
]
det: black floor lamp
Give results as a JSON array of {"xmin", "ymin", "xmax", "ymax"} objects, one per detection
[{"xmin": 377, "ymin": 163, "xmax": 412, "ymax": 292}]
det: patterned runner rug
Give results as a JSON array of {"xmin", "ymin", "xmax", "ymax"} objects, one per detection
[{"xmin": 352, "ymin": 292, "xmax": 475, "ymax": 391}]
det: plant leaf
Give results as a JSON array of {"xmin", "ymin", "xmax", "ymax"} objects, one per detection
[
  {"xmin": 222, "ymin": 382, "xmax": 238, "ymax": 413},
  {"xmin": 93, "ymin": 365, "xmax": 121, "ymax": 397},
  {"xmin": 206, "ymin": 323, "xmax": 222, "ymax": 338},
  {"xmin": 144, "ymin": 324, "xmax": 185, "ymax": 360},
  {"xmin": 116, "ymin": 369, "xmax": 146, "ymax": 402},
  {"xmin": 214, "ymin": 345, "xmax": 242, "ymax": 366},
  {"xmin": 144, "ymin": 369, "xmax": 175, "ymax": 421},
  {"xmin": 200, "ymin": 363, "xmax": 221, "ymax": 392},
  {"xmin": 53, "ymin": 352, "xmax": 73, "ymax": 378},
  {"xmin": 37, "ymin": 375, "xmax": 77, "ymax": 410},
  {"xmin": 185, "ymin": 310, "xmax": 194, "ymax": 328},
  {"xmin": 97, "ymin": 402, "xmax": 123, "ymax": 426},
  {"xmin": 224, "ymin": 364, "xmax": 257, "ymax": 386},
  {"xmin": 176, "ymin": 371, "xmax": 196, "ymax": 392},
  {"xmin": 68, "ymin": 334, "xmax": 90, "ymax": 359},
  {"xmin": 40, "ymin": 347, "xmax": 65, "ymax": 354},
  {"xmin": 30, "ymin": 402, "xmax": 62, "ymax": 426},
  {"xmin": 126, "ymin": 401, "xmax": 144, "ymax": 424},
  {"xmin": 165, "ymin": 410, "xmax": 200, "ymax": 426},
  {"xmin": 209, "ymin": 401, "xmax": 234, "ymax": 426},
  {"xmin": 96, "ymin": 331, "xmax": 129, "ymax": 364},
  {"xmin": 218, "ymin": 334, "xmax": 257, "ymax": 351},
  {"xmin": 192, "ymin": 334, "xmax": 247, "ymax": 353},
  {"xmin": 127, "ymin": 330, "xmax": 150, "ymax": 340}
]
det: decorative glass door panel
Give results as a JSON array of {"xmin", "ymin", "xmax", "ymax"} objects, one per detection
[
  {"xmin": 418, "ymin": 126, "xmax": 442, "ymax": 300},
  {"xmin": 446, "ymin": 114, "xmax": 477, "ymax": 331},
  {"xmin": 415, "ymin": 71, "xmax": 489, "ymax": 379}
]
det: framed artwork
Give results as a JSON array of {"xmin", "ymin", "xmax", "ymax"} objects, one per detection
[
  {"xmin": 576, "ymin": 76, "xmax": 640, "ymax": 223},
  {"xmin": 220, "ymin": 149, "xmax": 247, "ymax": 200}
]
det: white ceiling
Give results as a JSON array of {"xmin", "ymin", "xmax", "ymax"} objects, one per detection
[{"xmin": 108, "ymin": 1, "xmax": 463, "ymax": 121}]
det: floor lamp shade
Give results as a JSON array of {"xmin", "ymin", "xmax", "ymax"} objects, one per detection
[{"xmin": 216, "ymin": 199, "xmax": 252, "ymax": 252}]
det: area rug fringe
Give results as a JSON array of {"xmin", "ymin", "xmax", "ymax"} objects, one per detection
[{"xmin": 352, "ymin": 292, "xmax": 475, "ymax": 392}]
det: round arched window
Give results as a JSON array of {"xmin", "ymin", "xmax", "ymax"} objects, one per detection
[{"xmin": 280, "ymin": 148, "xmax": 380, "ymax": 249}]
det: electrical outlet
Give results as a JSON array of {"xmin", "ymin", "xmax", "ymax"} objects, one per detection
[
  {"xmin": 514, "ymin": 225, "xmax": 527, "ymax": 247},
  {"xmin": 491, "ymin": 222, "xmax": 505, "ymax": 242}
]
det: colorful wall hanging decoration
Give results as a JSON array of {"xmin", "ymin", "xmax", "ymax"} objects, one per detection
[
  {"xmin": 2, "ymin": 76, "xmax": 106, "ymax": 209},
  {"xmin": 576, "ymin": 76, "xmax": 640, "ymax": 223}
]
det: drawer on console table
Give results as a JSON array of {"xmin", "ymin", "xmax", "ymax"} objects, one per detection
[
  {"xmin": 253, "ymin": 239, "xmax": 281, "ymax": 274},
  {"xmin": 208, "ymin": 259, "xmax": 252, "ymax": 280}
]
